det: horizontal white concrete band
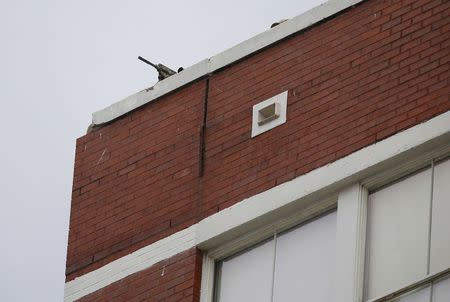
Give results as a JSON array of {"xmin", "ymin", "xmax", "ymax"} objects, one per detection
[
  {"xmin": 64, "ymin": 225, "xmax": 197, "ymax": 301},
  {"xmin": 195, "ymin": 112, "xmax": 450, "ymax": 249},
  {"xmin": 65, "ymin": 111, "xmax": 450, "ymax": 301},
  {"xmin": 92, "ymin": 0, "xmax": 364, "ymax": 125}
]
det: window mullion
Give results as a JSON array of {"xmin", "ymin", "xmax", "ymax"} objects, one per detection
[
  {"xmin": 428, "ymin": 160, "xmax": 435, "ymax": 302},
  {"xmin": 335, "ymin": 183, "xmax": 368, "ymax": 302},
  {"xmin": 200, "ymin": 254, "xmax": 216, "ymax": 302},
  {"xmin": 270, "ymin": 232, "xmax": 277, "ymax": 302},
  {"xmin": 427, "ymin": 160, "xmax": 435, "ymax": 275}
]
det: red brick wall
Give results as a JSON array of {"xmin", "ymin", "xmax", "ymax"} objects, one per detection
[
  {"xmin": 67, "ymin": 80, "xmax": 206, "ymax": 279},
  {"xmin": 77, "ymin": 248, "xmax": 202, "ymax": 302},
  {"xmin": 201, "ymin": 0, "xmax": 450, "ymax": 214},
  {"xmin": 67, "ymin": 0, "xmax": 450, "ymax": 298}
]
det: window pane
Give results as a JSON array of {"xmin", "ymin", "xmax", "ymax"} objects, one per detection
[
  {"xmin": 431, "ymin": 159, "xmax": 450, "ymax": 273},
  {"xmin": 273, "ymin": 211, "xmax": 336, "ymax": 302},
  {"xmin": 396, "ymin": 286, "xmax": 430, "ymax": 302},
  {"xmin": 365, "ymin": 168, "xmax": 431, "ymax": 299},
  {"xmin": 433, "ymin": 275, "xmax": 450, "ymax": 302},
  {"xmin": 216, "ymin": 239, "xmax": 274, "ymax": 302}
]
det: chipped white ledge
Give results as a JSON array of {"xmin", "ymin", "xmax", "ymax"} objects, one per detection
[
  {"xmin": 66, "ymin": 111, "xmax": 450, "ymax": 301},
  {"xmin": 64, "ymin": 225, "xmax": 197, "ymax": 302},
  {"xmin": 92, "ymin": 0, "xmax": 364, "ymax": 125}
]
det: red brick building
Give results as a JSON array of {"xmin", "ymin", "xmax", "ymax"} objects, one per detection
[{"xmin": 65, "ymin": 0, "xmax": 450, "ymax": 301}]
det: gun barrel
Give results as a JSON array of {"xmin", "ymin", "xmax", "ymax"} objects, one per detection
[
  {"xmin": 138, "ymin": 56, "xmax": 157, "ymax": 69},
  {"xmin": 139, "ymin": 56, "xmax": 177, "ymax": 81}
]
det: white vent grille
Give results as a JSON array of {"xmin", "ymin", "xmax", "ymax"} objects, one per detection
[{"xmin": 251, "ymin": 91, "xmax": 288, "ymax": 137}]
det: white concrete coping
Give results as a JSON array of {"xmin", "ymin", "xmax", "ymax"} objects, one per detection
[{"xmin": 92, "ymin": 0, "xmax": 364, "ymax": 125}]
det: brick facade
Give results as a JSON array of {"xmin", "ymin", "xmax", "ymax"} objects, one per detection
[
  {"xmin": 78, "ymin": 249, "xmax": 202, "ymax": 302},
  {"xmin": 66, "ymin": 0, "xmax": 450, "ymax": 300}
]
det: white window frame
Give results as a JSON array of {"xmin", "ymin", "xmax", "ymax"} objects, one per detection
[
  {"xmin": 200, "ymin": 139, "xmax": 450, "ymax": 302},
  {"xmin": 364, "ymin": 156, "xmax": 450, "ymax": 302},
  {"xmin": 201, "ymin": 197, "xmax": 337, "ymax": 302}
]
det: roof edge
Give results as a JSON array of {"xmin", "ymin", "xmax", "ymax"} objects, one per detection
[{"xmin": 92, "ymin": 0, "xmax": 364, "ymax": 125}]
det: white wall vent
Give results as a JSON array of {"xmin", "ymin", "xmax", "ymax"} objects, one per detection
[{"xmin": 251, "ymin": 91, "xmax": 288, "ymax": 137}]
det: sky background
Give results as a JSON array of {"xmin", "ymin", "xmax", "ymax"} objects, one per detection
[{"xmin": 0, "ymin": 0, "xmax": 326, "ymax": 301}]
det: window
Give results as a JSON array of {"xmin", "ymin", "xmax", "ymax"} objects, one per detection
[
  {"xmin": 202, "ymin": 155, "xmax": 450, "ymax": 302},
  {"xmin": 214, "ymin": 211, "xmax": 336, "ymax": 302},
  {"xmin": 216, "ymin": 239, "xmax": 274, "ymax": 302},
  {"xmin": 365, "ymin": 158, "xmax": 450, "ymax": 301},
  {"xmin": 273, "ymin": 211, "xmax": 336, "ymax": 301},
  {"xmin": 392, "ymin": 275, "xmax": 450, "ymax": 301}
]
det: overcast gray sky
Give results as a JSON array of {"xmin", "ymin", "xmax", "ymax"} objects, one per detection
[{"xmin": 0, "ymin": 1, "xmax": 326, "ymax": 301}]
